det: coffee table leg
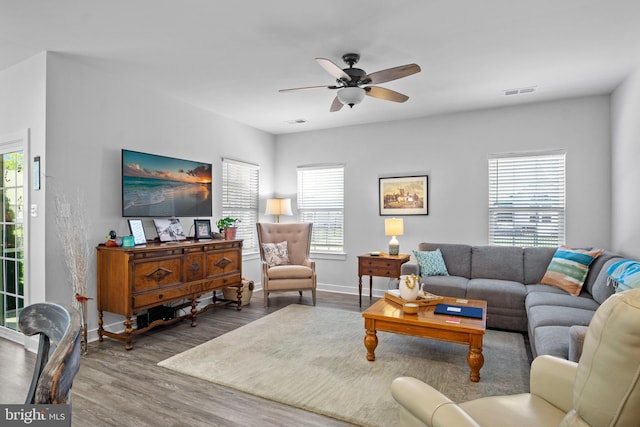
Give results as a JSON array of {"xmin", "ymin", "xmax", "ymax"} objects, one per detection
[
  {"xmin": 364, "ymin": 328, "xmax": 378, "ymax": 361},
  {"xmin": 467, "ymin": 334, "xmax": 484, "ymax": 382}
]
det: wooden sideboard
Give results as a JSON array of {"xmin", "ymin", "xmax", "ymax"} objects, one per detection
[{"xmin": 97, "ymin": 239, "xmax": 242, "ymax": 350}]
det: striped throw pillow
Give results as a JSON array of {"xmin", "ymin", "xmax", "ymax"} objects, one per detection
[{"xmin": 541, "ymin": 246, "xmax": 603, "ymax": 295}]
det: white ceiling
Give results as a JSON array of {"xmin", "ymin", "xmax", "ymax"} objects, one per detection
[{"xmin": 2, "ymin": 1, "xmax": 640, "ymax": 135}]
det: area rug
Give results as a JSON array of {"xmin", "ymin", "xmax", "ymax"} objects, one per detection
[{"xmin": 158, "ymin": 304, "xmax": 530, "ymax": 427}]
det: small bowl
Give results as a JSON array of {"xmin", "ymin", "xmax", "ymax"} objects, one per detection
[{"xmin": 403, "ymin": 303, "xmax": 419, "ymax": 314}]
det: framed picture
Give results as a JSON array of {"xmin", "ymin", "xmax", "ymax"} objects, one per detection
[
  {"xmin": 379, "ymin": 175, "xmax": 429, "ymax": 215},
  {"xmin": 153, "ymin": 218, "xmax": 187, "ymax": 242},
  {"xmin": 194, "ymin": 219, "xmax": 212, "ymax": 239},
  {"xmin": 127, "ymin": 219, "xmax": 147, "ymax": 245}
]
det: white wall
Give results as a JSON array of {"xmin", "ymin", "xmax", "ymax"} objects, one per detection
[
  {"xmin": 0, "ymin": 53, "xmax": 47, "ymax": 306},
  {"xmin": 611, "ymin": 67, "xmax": 640, "ymax": 259},
  {"xmin": 276, "ymin": 96, "xmax": 612, "ymax": 295},
  {"xmin": 42, "ymin": 53, "xmax": 275, "ymax": 333}
]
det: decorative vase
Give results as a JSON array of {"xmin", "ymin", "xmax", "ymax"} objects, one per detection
[
  {"xmin": 79, "ymin": 301, "xmax": 88, "ymax": 355},
  {"xmin": 399, "ymin": 274, "xmax": 419, "ymax": 300},
  {"xmin": 224, "ymin": 227, "xmax": 237, "ymax": 240}
]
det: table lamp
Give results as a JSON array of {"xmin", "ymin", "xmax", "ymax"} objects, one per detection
[
  {"xmin": 265, "ymin": 198, "xmax": 293, "ymax": 223},
  {"xmin": 385, "ymin": 217, "xmax": 404, "ymax": 255}
]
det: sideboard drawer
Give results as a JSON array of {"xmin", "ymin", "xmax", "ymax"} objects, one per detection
[
  {"xmin": 133, "ymin": 283, "xmax": 203, "ymax": 309},
  {"xmin": 206, "ymin": 250, "xmax": 241, "ymax": 277},
  {"xmin": 133, "ymin": 258, "xmax": 183, "ymax": 291},
  {"xmin": 206, "ymin": 273, "xmax": 242, "ymax": 291}
]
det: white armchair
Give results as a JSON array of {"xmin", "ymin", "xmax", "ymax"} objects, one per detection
[{"xmin": 391, "ymin": 288, "xmax": 640, "ymax": 427}]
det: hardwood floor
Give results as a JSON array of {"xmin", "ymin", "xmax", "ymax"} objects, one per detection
[{"xmin": 1, "ymin": 290, "xmax": 378, "ymax": 426}]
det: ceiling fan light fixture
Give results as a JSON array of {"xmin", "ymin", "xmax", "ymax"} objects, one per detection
[{"xmin": 337, "ymin": 87, "xmax": 365, "ymax": 108}]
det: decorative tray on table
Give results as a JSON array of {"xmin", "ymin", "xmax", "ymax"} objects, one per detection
[{"xmin": 384, "ymin": 289, "xmax": 444, "ymax": 307}]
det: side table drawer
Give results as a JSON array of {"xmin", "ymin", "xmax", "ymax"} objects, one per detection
[{"xmin": 362, "ymin": 266, "xmax": 396, "ymax": 277}]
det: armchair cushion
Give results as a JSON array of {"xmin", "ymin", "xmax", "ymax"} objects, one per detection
[
  {"xmin": 266, "ymin": 264, "xmax": 313, "ymax": 279},
  {"xmin": 261, "ymin": 241, "xmax": 290, "ymax": 266}
]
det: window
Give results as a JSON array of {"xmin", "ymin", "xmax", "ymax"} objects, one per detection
[
  {"xmin": 488, "ymin": 151, "xmax": 565, "ymax": 247},
  {"xmin": 222, "ymin": 159, "xmax": 259, "ymax": 252},
  {"xmin": 297, "ymin": 164, "xmax": 344, "ymax": 253}
]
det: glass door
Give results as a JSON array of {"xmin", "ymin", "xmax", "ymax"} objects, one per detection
[{"xmin": 0, "ymin": 150, "xmax": 24, "ymax": 331}]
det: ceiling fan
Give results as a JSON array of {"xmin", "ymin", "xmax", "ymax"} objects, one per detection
[{"xmin": 279, "ymin": 53, "xmax": 421, "ymax": 112}]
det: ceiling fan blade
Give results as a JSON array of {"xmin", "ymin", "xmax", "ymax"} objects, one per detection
[
  {"xmin": 365, "ymin": 86, "xmax": 410, "ymax": 103},
  {"xmin": 330, "ymin": 96, "xmax": 344, "ymax": 112},
  {"xmin": 365, "ymin": 64, "xmax": 421, "ymax": 85},
  {"xmin": 316, "ymin": 58, "xmax": 351, "ymax": 81},
  {"xmin": 279, "ymin": 85, "xmax": 339, "ymax": 93}
]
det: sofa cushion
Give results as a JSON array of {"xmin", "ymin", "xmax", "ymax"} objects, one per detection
[
  {"xmin": 586, "ymin": 257, "xmax": 619, "ymax": 304},
  {"xmin": 471, "ymin": 246, "xmax": 524, "ymax": 282},
  {"xmin": 525, "ymin": 291, "xmax": 600, "ymax": 312},
  {"xmin": 413, "ymin": 249, "xmax": 449, "ymax": 276},
  {"xmin": 583, "ymin": 251, "xmax": 620, "ymax": 299},
  {"xmin": 422, "ymin": 275, "xmax": 468, "ymax": 298},
  {"xmin": 261, "ymin": 241, "xmax": 290, "ymax": 267},
  {"xmin": 527, "ymin": 305, "xmax": 595, "ymax": 330},
  {"xmin": 526, "ymin": 283, "xmax": 568, "ymax": 295},
  {"xmin": 523, "ymin": 247, "xmax": 556, "ymax": 284},
  {"xmin": 467, "ymin": 279, "xmax": 527, "ymax": 311},
  {"xmin": 418, "ymin": 243, "xmax": 471, "ymax": 278},
  {"xmin": 540, "ymin": 247, "xmax": 604, "ymax": 296}
]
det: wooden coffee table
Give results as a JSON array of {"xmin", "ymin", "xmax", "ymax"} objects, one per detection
[{"xmin": 362, "ymin": 296, "xmax": 487, "ymax": 382}]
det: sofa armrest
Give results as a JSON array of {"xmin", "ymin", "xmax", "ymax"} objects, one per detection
[
  {"xmin": 391, "ymin": 377, "xmax": 481, "ymax": 427},
  {"xmin": 401, "ymin": 259, "xmax": 420, "ymax": 276},
  {"xmin": 530, "ymin": 355, "xmax": 577, "ymax": 413},
  {"xmin": 568, "ymin": 325, "xmax": 588, "ymax": 362}
]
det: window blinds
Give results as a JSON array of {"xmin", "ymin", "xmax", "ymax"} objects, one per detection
[
  {"xmin": 488, "ymin": 152, "xmax": 566, "ymax": 247},
  {"xmin": 297, "ymin": 164, "xmax": 345, "ymax": 252},
  {"xmin": 222, "ymin": 159, "xmax": 259, "ymax": 251}
]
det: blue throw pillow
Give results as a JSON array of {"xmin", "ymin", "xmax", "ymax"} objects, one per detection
[{"xmin": 413, "ymin": 249, "xmax": 449, "ymax": 277}]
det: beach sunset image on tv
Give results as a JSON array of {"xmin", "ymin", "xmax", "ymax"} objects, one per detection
[{"xmin": 122, "ymin": 149, "xmax": 212, "ymax": 217}]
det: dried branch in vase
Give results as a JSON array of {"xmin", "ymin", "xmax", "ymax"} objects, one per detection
[{"xmin": 52, "ymin": 186, "xmax": 92, "ymax": 313}]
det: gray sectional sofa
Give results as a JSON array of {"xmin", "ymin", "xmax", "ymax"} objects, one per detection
[{"xmin": 400, "ymin": 242, "xmax": 624, "ymax": 360}]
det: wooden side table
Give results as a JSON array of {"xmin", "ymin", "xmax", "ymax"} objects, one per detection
[{"xmin": 357, "ymin": 253, "xmax": 410, "ymax": 307}]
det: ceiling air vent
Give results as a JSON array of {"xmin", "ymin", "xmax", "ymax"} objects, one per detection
[
  {"xmin": 286, "ymin": 118, "xmax": 308, "ymax": 125},
  {"xmin": 504, "ymin": 86, "xmax": 536, "ymax": 96}
]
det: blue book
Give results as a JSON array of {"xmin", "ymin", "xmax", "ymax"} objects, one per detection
[{"xmin": 434, "ymin": 304, "xmax": 483, "ymax": 319}]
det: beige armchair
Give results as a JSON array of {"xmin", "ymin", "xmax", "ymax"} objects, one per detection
[
  {"xmin": 391, "ymin": 288, "xmax": 640, "ymax": 427},
  {"xmin": 257, "ymin": 222, "xmax": 316, "ymax": 307}
]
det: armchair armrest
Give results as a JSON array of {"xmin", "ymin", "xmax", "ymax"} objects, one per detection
[
  {"xmin": 530, "ymin": 355, "xmax": 577, "ymax": 413},
  {"xmin": 303, "ymin": 259, "xmax": 315, "ymax": 270},
  {"xmin": 391, "ymin": 377, "xmax": 481, "ymax": 427}
]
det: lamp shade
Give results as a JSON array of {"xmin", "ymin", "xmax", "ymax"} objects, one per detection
[
  {"xmin": 265, "ymin": 198, "xmax": 293, "ymax": 222},
  {"xmin": 385, "ymin": 218, "xmax": 404, "ymax": 237},
  {"xmin": 337, "ymin": 87, "xmax": 365, "ymax": 107}
]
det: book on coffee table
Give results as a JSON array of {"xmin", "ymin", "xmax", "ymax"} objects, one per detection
[{"xmin": 434, "ymin": 303, "xmax": 483, "ymax": 319}]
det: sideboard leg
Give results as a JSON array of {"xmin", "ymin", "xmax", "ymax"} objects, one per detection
[
  {"xmin": 98, "ymin": 310, "xmax": 104, "ymax": 342},
  {"xmin": 190, "ymin": 299, "xmax": 198, "ymax": 327}
]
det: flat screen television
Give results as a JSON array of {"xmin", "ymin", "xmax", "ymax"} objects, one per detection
[{"xmin": 122, "ymin": 149, "xmax": 212, "ymax": 217}]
